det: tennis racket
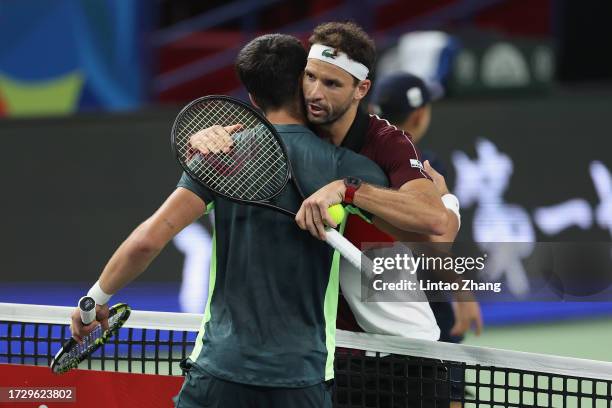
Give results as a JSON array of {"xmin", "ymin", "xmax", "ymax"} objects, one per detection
[
  {"xmin": 50, "ymin": 297, "xmax": 130, "ymax": 374},
  {"xmin": 171, "ymin": 95, "xmax": 372, "ymax": 272}
]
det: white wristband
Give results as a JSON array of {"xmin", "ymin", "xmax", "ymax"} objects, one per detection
[
  {"xmin": 87, "ymin": 280, "xmax": 113, "ymax": 305},
  {"xmin": 441, "ymin": 193, "xmax": 461, "ymax": 229}
]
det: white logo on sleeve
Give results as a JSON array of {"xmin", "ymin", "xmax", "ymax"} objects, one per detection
[{"xmin": 410, "ymin": 159, "xmax": 424, "ymax": 169}]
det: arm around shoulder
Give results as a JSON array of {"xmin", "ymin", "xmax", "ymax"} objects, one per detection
[{"xmin": 353, "ymin": 178, "xmax": 449, "ymax": 237}]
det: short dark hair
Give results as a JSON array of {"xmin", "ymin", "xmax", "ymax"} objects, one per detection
[
  {"xmin": 235, "ymin": 34, "xmax": 306, "ymax": 112},
  {"xmin": 308, "ymin": 21, "xmax": 376, "ymax": 74}
]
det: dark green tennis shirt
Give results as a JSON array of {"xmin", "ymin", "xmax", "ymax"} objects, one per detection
[{"xmin": 178, "ymin": 124, "xmax": 388, "ymax": 387}]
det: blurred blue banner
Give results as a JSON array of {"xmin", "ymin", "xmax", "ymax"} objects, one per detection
[{"xmin": 0, "ymin": 0, "xmax": 153, "ymax": 117}]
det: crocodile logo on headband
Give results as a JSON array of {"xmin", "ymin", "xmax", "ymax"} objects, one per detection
[{"xmin": 322, "ymin": 48, "xmax": 338, "ymax": 59}]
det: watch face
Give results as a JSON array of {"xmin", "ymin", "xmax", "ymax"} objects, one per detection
[{"xmin": 345, "ymin": 176, "xmax": 361, "ymax": 187}]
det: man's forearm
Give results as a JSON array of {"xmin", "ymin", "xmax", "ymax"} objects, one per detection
[
  {"xmin": 96, "ymin": 187, "xmax": 207, "ymax": 297},
  {"xmin": 431, "ymin": 209, "xmax": 459, "ymax": 242},
  {"xmin": 374, "ymin": 209, "xmax": 458, "ymax": 243},
  {"xmin": 98, "ymin": 222, "xmax": 163, "ymax": 295},
  {"xmin": 353, "ymin": 182, "xmax": 448, "ymax": 236}
]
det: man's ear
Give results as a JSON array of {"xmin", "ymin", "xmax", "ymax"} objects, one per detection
[{"xmin": 354, "ymin": 79, "xmax": 371, "ymax": 101}]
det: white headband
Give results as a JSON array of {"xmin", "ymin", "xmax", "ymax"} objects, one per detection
[{"xmin": 308, "ymin": 43, "xmax": 369, "ymax": 81}]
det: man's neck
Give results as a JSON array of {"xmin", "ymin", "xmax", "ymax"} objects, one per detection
[
  {"xmin": 266, "ymin": 109, "xmax": 306, "ymax": 125},
  {"xmin": 316, "ymin": 103, "xmax": 359, "ymax": 146}
]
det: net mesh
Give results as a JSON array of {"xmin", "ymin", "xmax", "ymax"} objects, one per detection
[
  {"xmin": 174, "ymin": 97, "xmax": 289, "ymax": 202},
  {"xmin": 2, "ymin": 319, "xmax": 195, "ymax": 376},
  {"xmin": 2, "ymin": 303, "xmax": 611, "ymax": 408}
]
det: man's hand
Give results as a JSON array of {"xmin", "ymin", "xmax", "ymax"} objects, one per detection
[
  {"xmin": 296, "ymin": 180, "xmax": 346, "ymax": 240},
  {"xmin": 424, "ymin": 160, "xmax": 449, "ymax": 196},
  {"xmin": 450, "ymin": 301, "xmax": 483, "ymax": 336},
  {"xmin": 189, "ymin": 124, "xmax": 242, "ymax": 154},
  {"xmin": 70, "ymin": 304, "xmax": 110, "ymax": 344}
]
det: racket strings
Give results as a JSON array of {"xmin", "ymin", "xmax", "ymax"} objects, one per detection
[
  {"xmin": 175, "ymin": 99, "xmax": 288, "ymax": 201},
  {"xmin": 190, "ymin": 119, "xmax": 277, "ymax": 197},
  {"xmin": 213, "ymin": 125, "xmax": 286, "ymax": 198},
  {"xmin": 178, "ymin": 101, "xmax": 282, "ymax": 184},
  {"xmin": 55, "ymin": 312, "xmax": 121, "ymax": 372},
  {"xmin": 210, "ymin": 104, "xmax": 288, "ymax": 198},
  {"xmin": 181, "ymin": 121, "xmax": 283, "ymax": 199},
  {"xmin": 176, "ymin": 100, "xmax": 242, "ymax": 152}
]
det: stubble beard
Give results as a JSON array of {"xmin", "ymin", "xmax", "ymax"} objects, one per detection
[{"xmin": 307, "ymin": 97, "xmax": 354, "ymax": 127}]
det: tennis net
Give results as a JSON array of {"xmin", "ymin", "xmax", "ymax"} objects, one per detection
[{"xmin": 1, "ymin": 302, "xmax": 611, "ymax": 407}]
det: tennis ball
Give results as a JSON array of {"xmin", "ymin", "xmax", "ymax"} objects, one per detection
[{"xmin": 327, "ymin": 204, "xmax": 346, "ymax": 225}]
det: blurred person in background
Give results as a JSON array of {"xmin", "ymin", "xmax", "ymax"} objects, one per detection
[
  {"xmin": 369, "ymin": 72, "xmax": 484, "ymax": 343},
  {"xmin": 370, "ymin": 72, "xmax": 483, "ymax": 407}
]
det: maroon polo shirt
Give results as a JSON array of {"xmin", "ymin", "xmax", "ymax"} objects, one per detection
[{"xmin": 336, "ymin": 109, "xmax": 432, "ymax": 331}]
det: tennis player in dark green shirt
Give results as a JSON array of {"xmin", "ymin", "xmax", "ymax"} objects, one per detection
[{"xmin": 71, "ymin": 34, "xmax": 387, "ymax": 407}]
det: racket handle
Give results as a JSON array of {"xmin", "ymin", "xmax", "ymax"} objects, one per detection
[
  {"xmin": 325, "ymin": 228, "xmax": 374, "ymax": 276},
  {"xmin": 78, "ymin": 296, "xmax": 96, "ymax": 325}
]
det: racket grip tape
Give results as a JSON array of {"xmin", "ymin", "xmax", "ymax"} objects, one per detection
[
  {"xmin": 324, "ymin": 229, "xmax": 364, "ymax": 270},
  {"xmin": 78, "ymin": 296, "xmax": 96, "ymax": 325}
]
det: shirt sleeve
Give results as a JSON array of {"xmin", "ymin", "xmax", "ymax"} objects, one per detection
[
  {"xmin": 374, "ymin": 128, "xmax": 432, "ymax": 188},
  {"xmin": 177, "ymin": 172, "xmax": 215, "ymax": 213}
]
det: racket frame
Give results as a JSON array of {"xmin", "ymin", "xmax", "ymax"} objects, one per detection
[
  {"xmin": 171, "ymin": 95, "xmax": 302, "ymax": 215},
  {"xmin": 50, "ymin": 303, "xmax": 131, "ymax": 374}
]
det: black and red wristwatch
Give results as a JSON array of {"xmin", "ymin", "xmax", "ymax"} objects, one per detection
[{"xmin": 343, "ymin": 176, "xmax": 362, "ymax": 204}]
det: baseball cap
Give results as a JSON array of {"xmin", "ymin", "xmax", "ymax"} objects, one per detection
[{"xmin": 370, "ymin": 73, "xmax": 444, "ymax": 120}]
